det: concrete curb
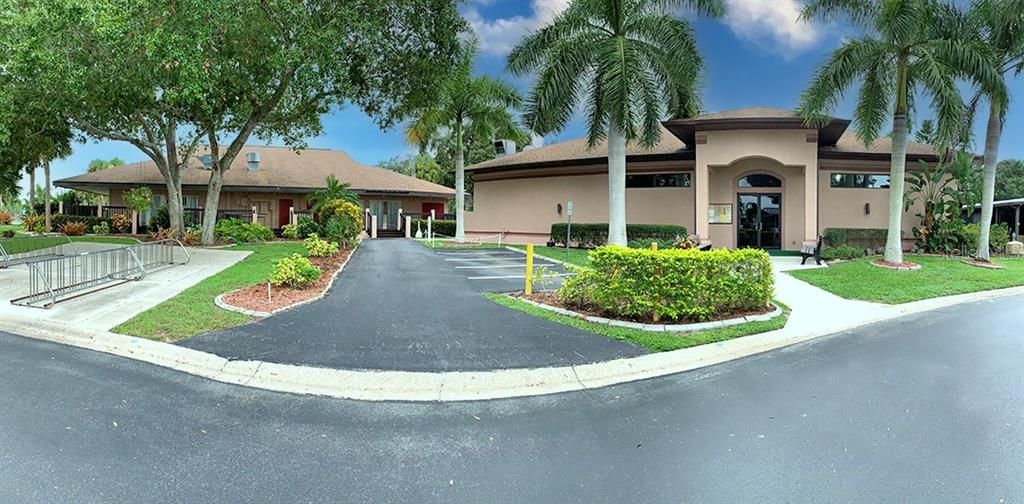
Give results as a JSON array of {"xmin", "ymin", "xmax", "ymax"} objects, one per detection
[
  {"xmin": 515, "ymin": 295, "xmax": 783, "ymax": 333},
  {"xmin": 3, "ymin": 285, "xmax": 1022, "ymax": 402},
  {"xmin": 214, "ymin": 240, "xmax": 362, "ymax": 318}
]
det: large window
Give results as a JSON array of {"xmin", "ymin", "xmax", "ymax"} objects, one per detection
[
  {"xmin": 830, "ymin": 173, "xmax": 890, "ymax": 189},
  {"xmin": 737, "ymin": 174, "xmax": 782, "ymax": 188},
  {"xmin": 626, "ymin": 173, "xmax": 691, "ymax": 188}
]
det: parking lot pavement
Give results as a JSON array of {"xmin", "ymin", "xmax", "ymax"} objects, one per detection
[{"xmin": 436, "ymin": 249, "xmax": 572, "ymax": 291}]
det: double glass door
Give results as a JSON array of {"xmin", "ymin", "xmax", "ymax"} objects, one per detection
[
  {"xmin": 737, "ymin": 193, "xmax": 781, "ymax": 249},
  {"xmin": 368, "ymin": 200, "xmax": 400, "ymax": 230}
]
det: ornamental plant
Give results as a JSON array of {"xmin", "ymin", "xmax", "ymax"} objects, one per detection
[
  {"xmin": 123, "ymin": 187, "xmax": 153, "ymax": 215},
  {"xmin": 281, "ymin": 223, "xmax": 300, "ymax": 240},
  {"xmin": 303, "ymin": 233, "xmax": 339, "ymax": 257},
  {"xmin": 110, "ymin": 213, "xmax": 132, "ymax": 233},
  {"xmin": 269, "ymin": 254, "xmax": 321, "ymax": 288}
]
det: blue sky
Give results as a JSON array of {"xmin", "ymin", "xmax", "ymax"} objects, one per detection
[{"xmin": 36, "ymin": 0, "xmax": 1024, "ymax": 192}]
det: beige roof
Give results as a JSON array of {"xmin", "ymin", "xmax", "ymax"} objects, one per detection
[
  {"xmin": 56, "ymin": 145, "xmax": 454, "ymax": 196},
  {"xmin": 467, "ymin": 125, "xmax": 687, "ymax": 171},
  {"xmin": 825, "ymin": 130, "xmax": 937, "ymax": 157}
]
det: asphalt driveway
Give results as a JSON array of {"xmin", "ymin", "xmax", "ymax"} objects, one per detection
[{"xmin": 181, "ymin": 239, "xmax": 643, "ymax": 371}]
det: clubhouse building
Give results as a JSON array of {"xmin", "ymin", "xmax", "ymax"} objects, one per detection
[{"xmin": 465, "ymin": 107, "xmax": 939, "ymax": 251}]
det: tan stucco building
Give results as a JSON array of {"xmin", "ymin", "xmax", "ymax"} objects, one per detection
[
  {"xmin": 465, "ymin": 108, "xmax": 938, "ymax": 251},
  {"xmin": 56, "ymin": 145, "xmax": 453, "ymax": 231}
]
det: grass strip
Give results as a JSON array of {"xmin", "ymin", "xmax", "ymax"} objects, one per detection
[
  {"xmin": 484, "ymin": 292, "xmax": 789, "ymax": 353},
  {"xmin": 508, "ymin": 244, "xmax": 591, "ymax": 267}
]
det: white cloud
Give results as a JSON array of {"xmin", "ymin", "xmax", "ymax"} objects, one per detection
[
  {"xmin": 722, "ymin": 0, "xmax": 820, "ymax": 57},
  {"xmin": 464, "ymin": 0, "xmax": 571, "ymax": 56}
]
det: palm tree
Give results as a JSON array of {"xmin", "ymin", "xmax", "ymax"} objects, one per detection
[
  {"xmin": 406, "ymin": 39, "xmax": 524, "ymax": 241},
  {"xmin": 797, "ymin": 0, "xmax": 1002, "ymax": 265},
  {"xmin": 307, "ymin": 175, "xmax": 359, "ymax": 219},
  {"xmin": 507, "ymin": 0, "xmax": 723, "ymax": 246},
  {"xmin": 966, "ymin": 0, "xmax": 1021, "ymax": 261}
]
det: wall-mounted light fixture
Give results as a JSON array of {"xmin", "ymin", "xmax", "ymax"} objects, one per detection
[
  {"xmin": 557, "ymin": 203, "xmax": 563, "ymax": 215},
  {"xmin": 864, "ymin": 202, "xmax": 871, "ymax": 215}
]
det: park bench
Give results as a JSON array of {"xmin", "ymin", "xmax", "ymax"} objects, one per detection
[{"xmin": 800, "ymin": 236, "xmax": 823, "ymax": 265}]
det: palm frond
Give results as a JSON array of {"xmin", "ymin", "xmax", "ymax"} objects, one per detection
[
  {"xmin": 797, "ymin": 38, "xmax": 883, "ymax": 127},
  {"xmin": 908, "ymin": 46, "xmax": 966, "ymax": 148},
  {"xmin": 801, "ymin": 0, "xmax": 879, "ymax": 27}
]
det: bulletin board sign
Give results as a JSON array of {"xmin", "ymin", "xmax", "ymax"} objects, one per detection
[{"xmin": 708, "ymin": 204, "xmax": 733, "ymax": 224}]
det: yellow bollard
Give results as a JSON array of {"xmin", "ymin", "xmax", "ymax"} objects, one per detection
[
  {"xmin": 525, "ymin": 243, "xmax": 534, "ymax": 295},
  {"xmin": 651, "ymin": 242, "xmax": 658, "ymax": 251}
]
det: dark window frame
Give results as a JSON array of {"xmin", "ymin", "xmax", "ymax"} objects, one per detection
[
  {"xmin": 626, "ymin": 172, "xmax": 691, "ymax": 189},
  {"xmin": 830, "ymin": 173, "xmax": 891, "ymax": 189}
]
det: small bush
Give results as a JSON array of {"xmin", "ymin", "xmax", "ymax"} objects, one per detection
[
  {"xmin": 628, "ymin": 236, "xmax": 698, "ymax": 250},
  {"xmin": 52, "ymin": 214, "xmax": 110, "ymax": 231},
  {"xmin": 22, "ymin": 214, "xmax": 47, "ymax": 233},
  {"xmin": 821, "ymin": 244, "xmax": 865, "ymax": 261},
  {"xmin": 111, "ymin": 213, "xmax": 133, "ymax": 233},
  {"xmin": 59, "ymin": 221, "xmax": 88, "ymax": 236},
  {"xmin": 269, "ymin": 253, "xmax": 321, "ymax": 288},
  {"xmin": 214, "ymin": 218, "xmax": 274, "ymax": 243},
  {"xmin": 296, "ymin": 216, "xmax": 321, "ymax": 239},
  {"xmin": 92, "ymin": 221, "xmax": 111, "ymax": 235},
  {"xmin": 281, "ymin": 223, "xmax": 300, "ymax": 240},
  {"xmin": 413, "ymin": 219, "xmax": 455, "ymax": 237},
  {"xmin": 149, "ymin": 205, "xmax": 198, "ymax": 229},
  {"xmin": 303, "ymin": 233, "xmax": 339, "ymax": 257},
  {"xmin": 0, "ymin": 211, "xmax": 12, "ymax": 225},
  {"xmin": 123, "ymin": 187, "xmax": 153, "ymax": 214},
  {"xmin": 323, "ymin": 216, "xmax": 360, "ymax": 245},
  {"xmin": 822, "ymin": 228, "xmax": 890, "ymax": 249},
  {"xmin": 959, "ymin": 222, "xmax": 1011, "ymax": 254},
  {"xmin": 550, "ymin": 223, "xmax": 688, "ymax": 248},
  {"xmin": 558, "ymin": 246, "xmax": 773, "ymax": 323},
  {"xmin": 2, "ymin": 230, "xmax": 15, "ymax": 238}
]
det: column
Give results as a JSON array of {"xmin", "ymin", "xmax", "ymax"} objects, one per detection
[
  {"xmin": 804, "ymin": 164, "xmax": 818, "ymax": 242},
  {"xmin": 694, "ymin": 163, "xmax": 710, "ymax": 240}
]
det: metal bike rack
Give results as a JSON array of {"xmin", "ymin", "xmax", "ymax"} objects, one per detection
[
  {"xmin": 0, "ymin": 234, "xmax": 76, "ymax": 269},
  {"xmin": 10, "ymin": 239, "xmax": 190, "ymax": 308}
]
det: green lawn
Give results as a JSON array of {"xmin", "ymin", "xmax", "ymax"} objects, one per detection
[
  {"xmin": 0, "ymin": 234, "xmax": 137, "ymax": 254},
  {"xmin": 789, "ymin": 255, "xmax": 1024, "ymax": 304},
  {"xmin": 113, "ymin": 242, "xmax": 306, "ymax": 341},
  {"xmin": 0, "ymin": 223, "xmax": 21, "ymax": 234},
  {"xmin": 509, "ymin": 245, "xmax": 591, "ymax": 267},
  {"xmin": 485, "ymin": 292, "xmax": 789, "ymax": 352}
]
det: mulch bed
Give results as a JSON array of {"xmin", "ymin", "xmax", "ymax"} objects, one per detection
[
  {"xmin": 960, "ymin": 258, "xmax": 1005, "ymax": 270},
  {"xmin": 871, "ymin": 258, "xmax": 921, "ymax": 271},
  {"xmin": 516, "ymin": 291, "xmax": 774, "ymax": 325},
  {"xmin": 222, "ymin": 248, "xmax": 353, "ymax": 314}
]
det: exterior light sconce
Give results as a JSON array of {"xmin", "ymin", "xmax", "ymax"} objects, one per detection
[
  {"xmin": 557, "ymin": 203, "xmax": 563, "ymax": 215},
  {"xmin": 864, "ymin": 203, "xmax": 871, "ymax": 215}
]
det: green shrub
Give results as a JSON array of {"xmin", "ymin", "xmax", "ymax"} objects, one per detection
[
  {"xmin": 558, "ymin": 246, "xmax": 773, "ymax": 322},
  {"xmin": 22, "ymin": 214, "xmax": 47, "ymax": 233},
  {"xmin": 821, "ymin": 245, "xmax": 865, "ymax": 261},
  {"xmin": 1, "ymin": 230, "xmax": 14, "ymax": 238},
  {"xmin": 323, "ymin": 216, "xmax": 360, "ymax": 245},
  {"xmin": 822, "ymin": 228, "xmax": 889, "ymax": 250},
  {"xmin": 59, "ymin": 221, "xmax": 88, "ymax": 236},
  {"xmin": 281, "ymin": 223, "xmax": 300, "ymax": 240},
  {"xmin": 303, "ymin": 233, "xmax": 339, "ymax": 257},
  {"xmin": 296, "ymin": 216, "xmax": 321, "ymax": 239},
  {"xmin": 269, "ymin": 253, "xmax": 321, "ymax": 288},
  {"xmin": 149, "ymin": 205, "xmax": 198, "ymax": 229},
  {"xmin": 52, "ymin": 214, "xmax": 110, "ymax": 231},
  {"xmin": 214, "ymin": 218, "xmax": 274, "ymax": 243},
  {"xmin": 111, "ymin": 213, "xmax": 133, "ymax": 233},
  {"xmin": 959, "ymin": 222, "xmax": 1011, "ymax": 254},
  {"xmin": 92, "ymin": 221, "xmax": 111, "ymax": 235},
  {"xmin": 123, "ymin": 187, "xmax": 153, "ymax": 214},
  {"xmin": 550, "ymin": 223, "xmax": 688, "ymax": 248},
  {"xmin": 413, "ymin": 219, "xmax": 455, "ymax": 237},
  {"xmin": 991, "ymin": 223, "xmax": 1011, "ymax": 252}
]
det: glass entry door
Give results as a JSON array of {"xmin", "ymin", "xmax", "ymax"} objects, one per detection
[
  {"xmin": 737, "ymin": 193, "xmax": 781, "ymax": 249},
  {"xmin": 368, "ymin": 200, "xmax": 401, "ymax": 230}
]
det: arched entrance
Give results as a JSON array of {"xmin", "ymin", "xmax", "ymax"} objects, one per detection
[{"xmin": 736, "ymin": 173, "xmax": 782, "ymax": 249}]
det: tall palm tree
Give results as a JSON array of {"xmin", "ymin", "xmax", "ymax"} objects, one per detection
[
  {"xmin": 967, "ymin": 0, "xmax": 1022, "ymax": 260},
  {"xmin": 307, "ymin": 175, "xmax": 359, "ymax": 219},
  {"xmin": 797, "ymin": 0, "xmax": 1002, "ymax": 265},
  {"xmin": 406, "ymin": 39, "xmax": 524, "ymax": 241},
  {"xmin": 507, "ymin": 0, "xmax": 723, "ymax": 246}
]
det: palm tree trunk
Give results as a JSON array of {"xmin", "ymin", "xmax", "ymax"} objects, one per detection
[
  {"xmin": 884, "ymin": 113, "xmax": 908, "ymax": 264},
  {"xmin": 607, "ymin": 122, "xmax": 627, "ymax": 246},
  {"xmin": 975, "ymin": 101, "xmax": 1001, "ymax": 261},
  {"xmin": 43, "ymin": 159, "xmax": 51, "ymax": 232},
  {"xmin": 454, "ymin": 125, "xmax": 466, "ymax": 242},
  {"xmin": 28, "ymin": 166, "xmax": 35, "ymax": 212}
]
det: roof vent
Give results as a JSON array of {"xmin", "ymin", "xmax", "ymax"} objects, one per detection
[
  {"xmin": 198, "ymin": 154, "xmax": 213, "ymax": 170},
  {"xmin": 246, "ymin": 152, "xmax": 261, "ymax": 172},
  {"xmin": 494, "ymin": 139, "xmax": 516, "ymax": 157}
]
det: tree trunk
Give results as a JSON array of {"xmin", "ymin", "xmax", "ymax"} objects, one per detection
[
  {"xmin": 43, "ymin": 160, "xmax": 52, "ymax": 232},
  {"xmin": 28, "ymin": 166, "xmax": 35, "ymax": 212},
  {"xmin": 884, "ymin": 113, "xmax": 908, "ymax": 264},
  {"xmin": 606, "ymin": 122, "xmax": 628, "ymax": 246},
  {"xmin": 454, "ymin": 125, "xmax": 465, "ymax": 242},
  {"xmin": 201, "ymin": 166, "xmax": 225, "ymax": 245},
  {"xmin": 975, "ymin": 101, "xmax": 1001, "ymax": 261}
]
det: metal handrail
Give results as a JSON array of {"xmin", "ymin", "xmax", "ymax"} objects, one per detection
[{"xmin": 0, "ymin": 234, "xmax": 76, "ymax": 269}]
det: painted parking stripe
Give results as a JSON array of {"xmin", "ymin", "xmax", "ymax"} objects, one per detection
[
  {"xmin": 453, "ymin": 263, "xmax": 529, "ymax": 269},
  {"xmin": 467, "ymin": 273, "xmax": 575, "ymax": 280},
  {"xmin": 436, "ymin": 252, "xmax": 520, "ymax": 256},
  {"xmin": 444, "ymin": 257, "xmax": 527, "ymax": 262}
]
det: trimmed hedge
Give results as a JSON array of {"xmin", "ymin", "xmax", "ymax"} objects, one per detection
[
  {"xmin": 559, "ymin": 246, "xmax": 773, "ymax": 322},
  {"xmin": 550, "ymin": 223, "xmax": 688, "ymax": 248},
  {"xmin": 822, "ymin": 228, "xmax": 890, "ymax": 250},
  {"xmin": 413, "ymin": 219, "xmax": 455, "ymax": 237}
]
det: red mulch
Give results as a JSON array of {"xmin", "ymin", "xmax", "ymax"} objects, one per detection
[
  {"xmin": 871, "ymin": 258, "xmax": 921, "ymax": 270},
  {"xmin": 960, "ymin": 258, "xmax": 1005, "ymax": 270},
  {"xmin": 516, "ymin": 291, "xmax": 773, "ymax": 325},
  {"xmin": 222, "ymin": 248, "xmax": 353, "ymax": 313}
]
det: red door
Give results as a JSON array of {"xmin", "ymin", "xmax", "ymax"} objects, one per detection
[
  {"xmin": 422, "ymin": 202, "xmax": 445, "ymax": 219},
  {"xmin": 278, "ymin": 199, "xmax": 293, "ymax": 229}
]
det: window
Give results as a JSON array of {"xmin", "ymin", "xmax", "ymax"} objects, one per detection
[
  {"xmin": 626, "ymin": 173, "xmax": 691, "ymax": 188},
  {"xmin": 184, "ymin": 195, "xmax": 201, "ymax": 209},
  {"xmin": 830, "ymin": 173, "xmax": 890, "ymax": 189},
  {"xmin": 737, "ymin": 174, "xmax": 782, "ymax": 188}
]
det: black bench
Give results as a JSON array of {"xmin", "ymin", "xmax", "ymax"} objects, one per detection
[{"xmin": 800, "ymin": 236, "xmax": 823, "ymax": 265}]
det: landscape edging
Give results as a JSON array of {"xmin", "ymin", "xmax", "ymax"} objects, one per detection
[
  {"xmin": 2, "ymin": 285, "xmax": 1022, "ymax": 402},
  {"xmin": 214, "ymin": 239, "xmax": 362, "ymax": 317}
]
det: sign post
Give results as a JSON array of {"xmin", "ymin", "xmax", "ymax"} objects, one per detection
[
  {"xmin": 525, "ymin": 244, "xmax": 534, "ymax": 295},
  {"xmin": 565, "ymin": 200, "xmax": 573, "ymax": 263}
]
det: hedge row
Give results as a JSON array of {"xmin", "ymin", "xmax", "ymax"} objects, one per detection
[
  {"xmin": 559, "ymin": 246, "xmax": 773, "ymax": 323},
  {"xmin": 550, "ymin": 223, "xmax": 688, "ymax": 248},
  {"xmin": 822, "ymin": 228, "xmax": 890, "ymax": 250},
  {"xmin": 412, "ymin": 219, "xmax": 455, "ymax": 237}
]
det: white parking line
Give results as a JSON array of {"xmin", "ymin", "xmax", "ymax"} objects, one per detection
[
  {"xmin": 454, "ymin": 263, "xmax": 527, "ymax": 269},
  {"xmin": 436, "ymin": 252, "xmax": 519, "ymax": 256},
  {"xmin": 444, "ymin": 257, "xmax": 524, "ymax": 262},
  {"xmin": 467, "ymin": 273, "xmax": 575, "ymax": 280}
]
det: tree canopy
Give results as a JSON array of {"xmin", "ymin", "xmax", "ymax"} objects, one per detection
[
  {"xmin": 995, "ymin": 159, "xmax": 1024, "ymax": 200},
  {"xmin": 88, "ymin": 158, "xmax": 126, "ymax": 172}
]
